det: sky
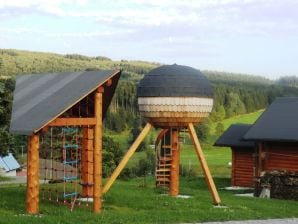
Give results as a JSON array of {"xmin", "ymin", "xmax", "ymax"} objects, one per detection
[{"xmin": 0, "ymin": 0, "xmax": 298, "ymax": 79}]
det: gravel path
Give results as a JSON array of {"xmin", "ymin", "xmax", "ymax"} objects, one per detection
[{"xmin": 201, "ymin": 218, "xmax": 298, "ymax": 224}]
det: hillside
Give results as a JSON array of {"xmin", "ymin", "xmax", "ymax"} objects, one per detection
[{"xmin": 1, "ymin": 49, "xmax": 298, "ymax": 155}]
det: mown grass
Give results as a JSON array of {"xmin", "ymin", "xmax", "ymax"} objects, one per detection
[
  {"xmin": 210, "ymin": 110, "xmax": 263, "ymax": 134},
  {"xmin": 0, "ymin": 177, "xmax": 297, "ymax": 224},
  {"xmin": 5, "ymin": 110, "xmax": 293, "ymax": 223}
]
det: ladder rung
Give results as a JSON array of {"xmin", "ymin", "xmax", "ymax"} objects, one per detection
[
  {"xmin": 156, "ymin": 174, "xmax": 170, "ymax": 177},
  {"xmin": 162, "ymin": 145, "xmax": 172, "ymax": 149},
  {"xmin": 64, "ymin": 144, "xmax": 79, "ymax": 148},
  {"xmin": 62, "ymin": 128, "xmax": 78, "ymax": 133},
  {"xmin": 64, "ymin": 192, "xmax": 78, "ymax": 198},
  {"xmin": 156, "ymin": 168, "xmax": 171, "ymax": 172},
  {"xmin": 64, "ymin": 176, "xmax": 78, "ymax": 181},
  {"xmin": 156, "ymin": 183, "xmax": 170, "ymax": 186},
  {"xmin": 156, "ymin": 178, "xmax": 170, "ymax": 182},
  {"xmin": 159, "ymin": 158, "xmax": 172, "ymax": 162},
  {"xmin": 158, "ymin": 164, "xmax": 171, "ymax": 167},
  {"xmin": 64, "ymin": 160, "xmax": 79, "ymax": 165}
]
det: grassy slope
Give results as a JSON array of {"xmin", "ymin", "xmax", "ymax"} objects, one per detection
[
  {"xmin": 1, "ymin": 111, "xmax": 298, "ymax": 223},
  {"xmin": 1, "ymin": 178, "xmax": 298, "ymax": 224}
]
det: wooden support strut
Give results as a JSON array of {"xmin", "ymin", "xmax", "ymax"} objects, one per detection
[
  {"xmin": 82, "ymin": 127, "xmax": 94, "ymax": 197},
  {"xmin": 169, "ymin": 129, "xmax": 180, "ymax": 196},
  {"xmin": 102, "ymin": 123, "xmax": 152, "ymax": 194},
  {"xmin": 93, "ymin": 87, "xmax": 103, "ymax": 213},
  {"xmin": 26, "ymin": 134, "xmax": 39, "ymax": 214},
  {"xmin": 187, "ymin": 123, "xmax": 221, "ymax": 205}
]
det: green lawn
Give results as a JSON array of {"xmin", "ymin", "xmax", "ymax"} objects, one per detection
[
  {"xmin": 5, "ymin": 110, "xmax": 295, "ymax": 223},
  {"xmin": 210, "ymin": 110, "xmax": 263, "ymax": 134},
  {"xmin": 0, "ymin": 177, "xmax": 297, "ymax": 224}
]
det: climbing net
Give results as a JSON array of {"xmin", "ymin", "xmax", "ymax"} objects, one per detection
[{"xmin": 40, "ymin": 126, "xmax": 93, "ymax": 210}]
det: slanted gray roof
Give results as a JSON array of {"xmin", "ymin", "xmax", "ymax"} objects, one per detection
[
  {"xmin": 10, "ymin": 70, "xmax": 121, "ymax": 135},
  {"xmin": 137, "ymin": 64, "xmax": 213, "ymax": 98},
  {"xmin": 244, "ymin": 97, "xmax": 298, "ymax": 142},
  {"xmin": 214, "ymin": 124, "xmax": 254, "ymax": 148}
]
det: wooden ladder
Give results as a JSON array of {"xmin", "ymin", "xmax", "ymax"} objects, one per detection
[{"xmin": 156, "ymin": 144, "xmax": 172, "ymax": 188}]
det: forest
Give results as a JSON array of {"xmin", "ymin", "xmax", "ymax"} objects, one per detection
[{"xmin": 1, "ymin": 48, "xmax": 298, "ymax": 157}]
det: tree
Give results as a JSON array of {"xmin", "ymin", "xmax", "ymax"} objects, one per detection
[
  {"xmin": 215, "ymin": 122, "xmax": 225, "ymax": 135},
  {"xmin": 102, "ymin": 135, "xmax": 123, "ymax": 177},
  {"xmin": 195, "ymin": 119, "xmax": 210, "ymax": 142},
  {"xmin": 0, "ymin": 127, "xmax": 15, "ymax": 155},
  {"xmin": 225, "ymin": 92, "xmax": 246, "ymax": 117}
]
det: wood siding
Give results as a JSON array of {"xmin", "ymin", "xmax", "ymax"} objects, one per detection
[
  {"xmin": 232, "ymin": 148, "xmax": 254, "ymax": 187},
  {"xmin": 264, "ymin": 142, "xmax": 298, "ymax": 172}
]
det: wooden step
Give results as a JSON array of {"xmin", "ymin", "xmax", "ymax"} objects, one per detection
[
  {"xmin": 156, "ymin": 177, "xmax": 170, "ymax": 182},
  {"xmin": 156, "ymin": 174, "xmax": 170, "ymax": 177},
  {"xmin": 159, "ymin": 157, "xmax": 172, "ymax": 162},
  {"xmin": 156, "ymin": 183, "xmax": 170, "ymax": 187},
  {"xmin": 157, "ymin": 164, "xmax": 171, "ymax": 168},
  {"xmin": 161, "ymin": 145, "xmax": 172, "ymax": 149},
  {"xmin": 156, "ymin": 168, "xmax": 170, "ymax": 172}
]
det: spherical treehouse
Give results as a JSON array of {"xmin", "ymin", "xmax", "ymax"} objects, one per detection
[
  {"xmin": 137, "ymin": 64, "xmax": 213, "ymax": 127},
  {"xmin": 103, "ymin": 64, "xmax": 221, "ymax": 205}
]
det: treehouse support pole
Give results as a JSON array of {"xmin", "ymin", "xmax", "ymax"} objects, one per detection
[
  {"xmin": 169, "ymin": 129, "xmax": 180, "ymax": 196},
  {"xmin": 93, "ymin": 87, "xmax": 103, "ymax": 213},
  {"xmin": 82, "ymin": 127, "xmax": 94, "ymax": 197},
  {"xmin": 187, "ymin": 123, "xmax": 221, "ymax": 205},
  {"xmin": 26, "ymin": 133, "xmax": 39, "ymax": 214},
  {"xmin": 103, "ymin": 123, "xmax": 152, "ymax": 194}
]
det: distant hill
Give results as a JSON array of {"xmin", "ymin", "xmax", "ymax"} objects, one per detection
[{"xmin": 1, "ymin": 48, "xmax": 298, "ymax": 139}]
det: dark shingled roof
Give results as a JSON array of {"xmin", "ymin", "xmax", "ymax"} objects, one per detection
[
  {"xmin": 214, "ymin": 124, "xmax": 254, "ymax": 148},
  {"xmin": 244, "ymin": 97, "xmax": 298, "ymax": 142},
  {"xmin": 10, "ymin": 70, "xmax": 121, "ymax": 135},
  {"xmin": 137, "ymin": 64, "xmax": 213, "ymax": 98}
]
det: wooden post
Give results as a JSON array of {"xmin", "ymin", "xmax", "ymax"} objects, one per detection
[
  {"xmin": 82, "ymin": 127, "xmax": 94, "ymax": 197},
  {"xmin": 93, "ymin": 87, "xmax": 103, "ymax": 213},
  {"xmin": 169, "ymin": 129, "xmax": 180, "ymax": 196},
  {"xmin": 26, "ymin": 134, "xmax": 39, "ymax": 214},
  {"xmin": 187, "ymin": 123, "xmax": 221, "ymax": 205},
  {"xmin": 103, "ymin": 123, "xmax": 152, "ymax": 194}
]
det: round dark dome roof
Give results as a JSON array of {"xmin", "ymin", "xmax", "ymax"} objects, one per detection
[{"xmin": 137, "ymin": 64, "xmax": 213, "ymax": 98}]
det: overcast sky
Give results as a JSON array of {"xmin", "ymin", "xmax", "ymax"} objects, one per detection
[{"xmin": 1, "ymin": 0, "xmax": 298, "ymax": 79}]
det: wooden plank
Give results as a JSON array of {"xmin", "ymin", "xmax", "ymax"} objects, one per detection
[
  {"xmin": 26, "ymin": 134, "xmax": 39, "ymax": 214},
  {"xmin": 187, "ymin": 123, "xmax": 221, "ymax": 205},
  {"xmin": 48, "ymin": 117, "xmax": 96, "ymax": 127},
  {"xmin": 102, "ymin": 123, "xmax": 152, "ymax": 194},
  {"xmin": 93, "ymin": 88, "xmax": 103, "ymax": 213}
]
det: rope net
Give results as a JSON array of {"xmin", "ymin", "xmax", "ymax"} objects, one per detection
[{"xmin": 40, "ymin": 126, "xmax": 93, "ymax": 210}]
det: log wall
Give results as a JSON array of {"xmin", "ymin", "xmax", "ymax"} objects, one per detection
[
  {"xmin": 232, "ymin": 147, "xmax": 254, "ymax": 187},
  {"xmin": 264, "ymin": 142, "xmax": 298, "ymax": 172}
]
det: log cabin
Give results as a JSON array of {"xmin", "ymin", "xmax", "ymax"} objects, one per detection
[
  {"xmin": 214, "ymin": 124, "xmax": 255, "ymax": 187},
  {"xmin": 215, "ymin": 97, "xmax": 298, "ymax": 190}
]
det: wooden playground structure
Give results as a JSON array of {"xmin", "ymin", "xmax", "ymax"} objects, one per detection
[
  {"xmin": 103, "ymin": 64, "xmax": 221, "ymax": 205},
  {"xmin": 10, "ymin": 64, "xmax": 221, "ymax": 215},
  {"xmin": 10, "ymin": 70, "xmax": 121, "ymax": 214}
]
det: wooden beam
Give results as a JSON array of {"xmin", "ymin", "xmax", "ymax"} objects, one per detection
[
  {"xmin": 155, "ymin": 129, "xmax": 169, "ymax": 148},
  {"xmin": 105, "ymin": 78, "xmax": 113, "ymax": 87},
  {"xmin": 82, "ymin": 127, "xmax": 94, "ymax": 197},
  {"xmin": 169, "ymin": 129, "xmax": 180, "ymax": 196},
  {"xmin": 187, "ymin": 123, "xmax": 221, "ymax": 205},
  {"xmin": 26, "ymin": 134, "xmax": 39, "ymax": 214},
  {"xmin": 93, "ymin": 88, "xmax": 103, "ymax": 213},
  {"xmin": 102, "ymin": 123, "xmax": 152, "ymax": 194},
  {"xmin": 48, "ymin": 118, "xmax": 96, "ymax": 127}
]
